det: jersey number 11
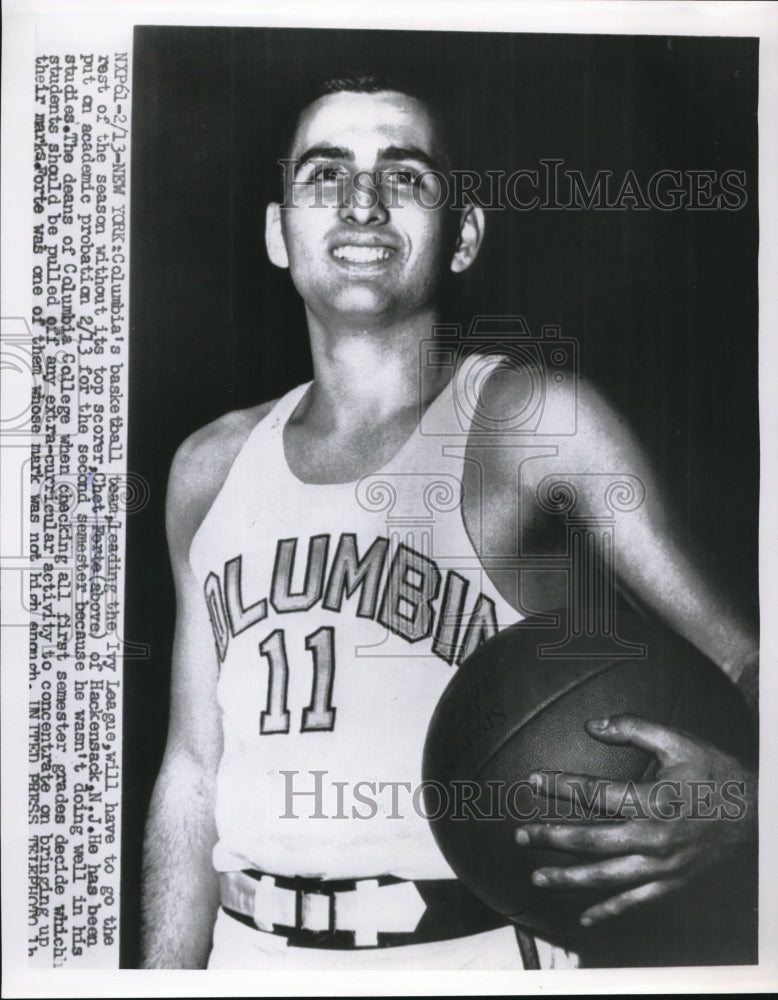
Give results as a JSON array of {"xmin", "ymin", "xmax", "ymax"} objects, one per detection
[{"xmin": 259, "ymin": 626, "xmax": 336, "ymax": 734}]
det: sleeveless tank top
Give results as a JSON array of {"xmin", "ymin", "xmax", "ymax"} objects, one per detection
[{"xmin": 189, "ymin": 365, "xmax": 521, "ymax": 880}]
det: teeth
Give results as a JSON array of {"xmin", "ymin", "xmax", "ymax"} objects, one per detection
[{"xmin": 333, "ymin": 245, "xmax": 391, "ymax": 263}]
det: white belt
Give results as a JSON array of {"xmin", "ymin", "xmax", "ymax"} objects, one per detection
[{"xmin": 221, "ymin": 870, "xmax": 427, "ymax": 947}]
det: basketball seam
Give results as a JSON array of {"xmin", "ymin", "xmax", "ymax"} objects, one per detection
[{"xmin": 471, "ymin": 657, "xmax": 644, "ymax": 780}]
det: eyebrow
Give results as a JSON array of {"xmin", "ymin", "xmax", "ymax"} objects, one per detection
[
  {"xmin": 292, "ymin": 143, "xmax": 443, "ymax": 178},
  {"xmin": 379, "ymin": 145, "xmax": 442, "ymax": 171}
]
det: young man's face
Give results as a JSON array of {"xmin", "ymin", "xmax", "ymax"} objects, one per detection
[{"xmin": 266, "ymin": 89, "xmax": 482, "ymax": 326}]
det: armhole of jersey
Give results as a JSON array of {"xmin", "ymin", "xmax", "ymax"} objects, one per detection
[
  {"xmin": 186, "ymin": 409, "xmax": 271, "ymax": 576},
  {"xmin": 186, "ymin": 383, "xmax": 312, "ymax": 575},
  {"xmin": 445, "ymin": 351, "xmax": 511, "ymax": 472},
  {"xmin": 455, "ymin": 352, "xmax": 528, "ymax": 621}
]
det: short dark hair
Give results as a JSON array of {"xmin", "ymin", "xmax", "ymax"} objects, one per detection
[
  {"xmin": 281, "ymin": 68, "xmax": 460, "ymax": 171},
  {"xmin": 310, "ymin": 70, "xmax": 408, "ymax": 98}
]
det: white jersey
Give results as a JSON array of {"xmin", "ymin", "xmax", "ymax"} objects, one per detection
[{"xmin": 189, "ymin": 369, "xmax": 520, "ymax": 881}]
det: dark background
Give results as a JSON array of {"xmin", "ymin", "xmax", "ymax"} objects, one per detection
[{"xmin": 122, "ymin": 27, "xmax": 759, "ymax": 966}]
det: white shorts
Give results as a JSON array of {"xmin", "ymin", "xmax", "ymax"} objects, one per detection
[{"xmin": 207, "ymin": 908, "xmax": 578, "ymax": 971}]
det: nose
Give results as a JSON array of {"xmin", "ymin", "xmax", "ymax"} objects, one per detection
[{"xmin": 338, "ymin": 171, "xmax": 389, "ymax": 226}]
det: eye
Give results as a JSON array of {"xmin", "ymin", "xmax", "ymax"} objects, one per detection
[
  {"xmin": 300, "ymin": 163, "xmax": 349, "ymax": 184},
  {"xmin": 380, "ymin": 168, "xmax": 419, "ymax": 187},
  {"xmin": 316, "ymin": 164, "xmax": 348, "ymax": 182}
]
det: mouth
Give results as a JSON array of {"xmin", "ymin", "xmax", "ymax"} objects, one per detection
[{"xmin": 331, "ymin": 244, "xmax": 395, "ymax": 265}]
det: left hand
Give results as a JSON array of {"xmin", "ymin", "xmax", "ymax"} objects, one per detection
[{"xmin": 514, "ymin": 713, "xmax": 757, "ymax": 927}]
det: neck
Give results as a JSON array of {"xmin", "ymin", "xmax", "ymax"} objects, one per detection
[{"xmin": 304, "ymin": 304, "xmax": 450, "ymax": 423}]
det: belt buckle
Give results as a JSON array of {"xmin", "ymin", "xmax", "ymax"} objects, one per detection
[
  {"xmin": 339, "ymin": 878, "xmax": 380, "ymax": 947},
  {"xmin": 261, "ymin": 875, "xmax": 424, "ymax": 950}
]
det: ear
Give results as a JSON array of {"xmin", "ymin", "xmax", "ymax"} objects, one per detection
[
  {"xmin": 265, "ymin": 202, "xmax": 289, "ymax": 269},
  {"xmin": 449, "ymin": 203, "xmax": 485, "ymax": 274}
]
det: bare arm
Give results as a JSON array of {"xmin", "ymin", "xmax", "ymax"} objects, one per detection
[
  {"xmin": 534, "ymin": 378, "xmax": 757, "ymax": 686},
  {"xmin": 140, "ymin": 405, "xmax": 273, "ymax": 966},
  {"xmin": 139, "ymin": 400, "xmax": 278, "ymax": 967},
  {"xmin": 140, "ymin": 438, "xmax": 224, "ymax": 968},
  {"xmin": 508, "ymin": 378, "xmax": 758, "ymax": 924}
]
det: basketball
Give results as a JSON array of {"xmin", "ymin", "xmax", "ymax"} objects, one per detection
[{"xmin": 421, "ymin": 608, "xmax": 756, "ymax": 948}]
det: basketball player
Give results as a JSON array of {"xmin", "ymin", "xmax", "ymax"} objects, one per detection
[{"xmin": 140, "ymin": 73, "xmax": 758, "ymax": 969}]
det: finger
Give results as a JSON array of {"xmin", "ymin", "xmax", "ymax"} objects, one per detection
[
  {"xmin": 531, "ymin": 853, "xmax": 674, "ymax": 891},
  {"xmin": 579, "ymin": 877, "xmax": 685, "ymax": 926},
  {"xmin": 585, "ymin": 714, "xmax": 707, "ymax": 767},
  {"xmin": 516, "ymin": 819, "xmax": 676, "ymax": 857},
  {"xmin": 525, "ymin": 769, "xmax": 649, "ymax": 815}
]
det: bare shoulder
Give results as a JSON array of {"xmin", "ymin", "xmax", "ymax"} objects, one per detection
[
  {"xmin": 166, "ymin": 400, "xmax": 277, "ymax": 564},
  {"xmin": 480, "ymin": 359, "xmax": 641, "ymax": 467}
]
